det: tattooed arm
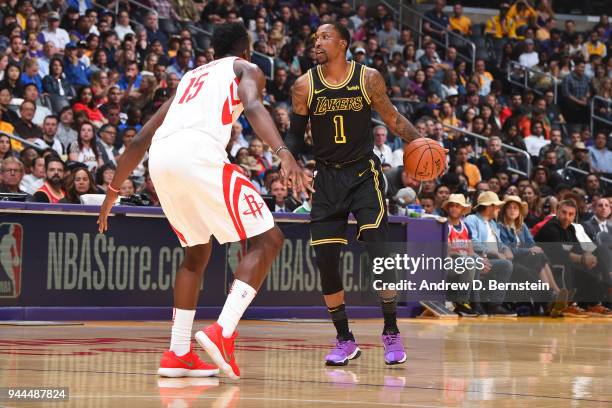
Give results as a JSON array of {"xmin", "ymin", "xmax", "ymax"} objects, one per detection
[
  {"xmin": 364, "ymin": 67, "xmax": 421, "ymax": 144},
  {"xmin": 285, "ymin": 73, "xmax": 310, "ymax": 156}
]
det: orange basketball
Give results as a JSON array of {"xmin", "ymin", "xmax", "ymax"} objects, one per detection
[{"xmin": 403, "ymin": 138, "xmax": 447, "ymax": 181}]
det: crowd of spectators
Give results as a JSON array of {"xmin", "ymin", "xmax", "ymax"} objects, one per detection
[
  {"xmin": 0, "ymin": 0, "xmax": 608, "ymax": 316},
  {"xmin": 0, "ymin": 0, "xmax": 608, "ymax": 209}
]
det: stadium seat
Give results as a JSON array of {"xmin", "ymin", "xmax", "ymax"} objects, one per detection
[
  {"xmin": 159, "ymin": 18, "xmax": 178, "ymax": 35},
  {"xmin": 251, "ymin": 52, "xmax": 274, "ymax": 79},
  {"xmin": 469, "ymin": 36, "xmax": 486, "ymax": 49},
  {"xmin": 475, "ymin": 47, "xmax": 491, "ymax": 61},
  {"xmin": 449, "ymin": 34, "xmax": 467, "ymax": 49},
  {"xmin": 195, "ymin": 32, "xmax": 211, "ymax": 51},
  {"xmin": 471, "ymin": 23, "xmax": 484, "ymax": 37},
  {"xmin": 47, "ymin": 94, "xmax": 71, "ymax": 114}
]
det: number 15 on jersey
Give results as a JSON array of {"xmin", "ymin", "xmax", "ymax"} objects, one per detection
[{"xmin": 178, "ymin": 72, "xmax": 209, "ymax": 104}]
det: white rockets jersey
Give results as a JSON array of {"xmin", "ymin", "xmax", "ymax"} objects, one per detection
[{"xmin": 153, "ymin": 57, "xmax": 244, "ymax": 158}]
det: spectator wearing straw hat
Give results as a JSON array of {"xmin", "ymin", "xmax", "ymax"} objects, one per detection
[
  {"xmin": 499, "ymin": 195, "xmax": 564, "ymax": 315},
  {"xmin": 464, "ymin": 191, "xmax": 516, "ymax": 316},
  {"xmin": 566, "ymin": 142, "xmax": 591, "ymax": 186}
]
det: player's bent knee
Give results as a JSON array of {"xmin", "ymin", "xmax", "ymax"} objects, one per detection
[
  {"xmin": 253, "ymin": 226, "xmax": 284, "ymax": 252},
  {"xmin": 314, "ymin": 244, "xmax": 344, "ymax": 295},
  {"xmin": 182, "ymin": 244, "xmax": 211, "ymax": 272},
  {"xmin": 265, "ymin": 226, "xmax": 284, "ymax": 250},
  {"xmin": 322, "ymin": 279, "xmax": 344, "ymax": 296},
  {"xmin": 359, "ymin": 228, "xmax": 388, "ymax": 243}
]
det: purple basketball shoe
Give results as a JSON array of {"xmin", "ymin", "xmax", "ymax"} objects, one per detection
[
  {"xmin": 382, "ymin": 333, "xmax": 406, "ymax": 365},
  {"xmin": 325, "ymin": 337, "xmax": 361, "ymax": 366}
]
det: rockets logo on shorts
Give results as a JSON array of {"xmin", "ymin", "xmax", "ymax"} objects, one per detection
[
  {"xmin": 223, "ymin": 164, "xmax": 268, "ymax": 241},
  {"xmin": 0, "ymin": 223, "xmax": 23, "ymax": 298},
  {"xmin": 243, "ymin": 195, "xmax": 264, "ymax": 219}
]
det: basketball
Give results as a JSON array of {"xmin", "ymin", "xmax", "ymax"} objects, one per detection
[{"xmin": 403, "ymin": 138, "xmax": 447, "ymax": 181}]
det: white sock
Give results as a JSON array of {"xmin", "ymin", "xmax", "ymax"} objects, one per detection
[
  {"xmin": 170, "ymin": 308, "xmax": 195, "ymax": 356},
  {"xmin": 217, "ymin": 279, "xmax": 257, "ymax": 338}
]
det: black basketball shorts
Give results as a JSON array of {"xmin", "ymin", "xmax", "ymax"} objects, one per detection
[{"xmin": 310, "ymin": 155, "xmax": 389, "ymax": 246}]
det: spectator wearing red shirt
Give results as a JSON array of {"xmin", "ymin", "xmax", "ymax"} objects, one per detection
[
  {"xmin": 72, "ymin": 86, "xmax": 106, "ymax": 128},
  {"xmin": 500, "ymin": 93, "xmax": 523, "ymax": 125},
  {"xmin": 31, "ymin": 155, "xmax": 66, "ymax": 203}
]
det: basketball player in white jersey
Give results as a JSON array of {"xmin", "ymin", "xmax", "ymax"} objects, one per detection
[{"xmin": 98, "ymin": 23, "xmax": 307, "ymax": 380}]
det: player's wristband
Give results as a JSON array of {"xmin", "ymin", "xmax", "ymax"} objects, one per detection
[
  {"xmin": 274, "ymin": 145, "xmax": 289, "ymax": 155},
  {"xmin": 107, "ymin": 184, "xmax": 120, "ymax": 194}
]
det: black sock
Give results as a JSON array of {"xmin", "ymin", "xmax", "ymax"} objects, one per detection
[
  {"xmin": 381, "ymin": 297, "xmax": 399, "ymax": 335},
  {"xmin": 328, "ymin": 304, "xmax": 353, "ymax": 341}
]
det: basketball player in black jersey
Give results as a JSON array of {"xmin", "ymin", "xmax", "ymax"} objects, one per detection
[{"xmin": 286, "ymin": 23, "xmax": 422, "ymax": 366}]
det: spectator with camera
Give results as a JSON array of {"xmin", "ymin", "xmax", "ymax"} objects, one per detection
[
  {"xmin": 119, "ymin": 178, "xmax": 136, "ymax": 197},
  {"xmin": 137, "ymin": 171, "xmax": 159, "ymax": 206}
]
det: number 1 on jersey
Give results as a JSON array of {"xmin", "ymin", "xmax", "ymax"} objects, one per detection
[
  {"xmin": 333, "ymin": 115, "xmax": 346, "ymax": 144},
  {"xmin": 178, "ymin": 72, "xmax": 209, "ymax": 104}
]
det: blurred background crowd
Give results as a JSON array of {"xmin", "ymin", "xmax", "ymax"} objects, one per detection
[{"xmin": 0, "ymin": 0, "xmax": 608, "ymax": 217}]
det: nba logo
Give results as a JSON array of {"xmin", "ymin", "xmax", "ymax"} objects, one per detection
[{"xmin": 0, "ymin": 223, "xmax": 23, "ymax": 298}]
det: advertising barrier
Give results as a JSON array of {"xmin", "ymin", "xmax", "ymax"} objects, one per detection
[{"xmin": 0, "ymin": 203, "xmax": 446, "ymax": 319}]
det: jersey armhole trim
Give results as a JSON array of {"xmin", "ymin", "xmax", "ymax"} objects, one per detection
[
  {"xmin": 360, "ymin": 65, "xmax": 371, "ymax": 105},
  {"xmin": 307, "ymin": 69, "xmax": 314, "ymax": 108}
]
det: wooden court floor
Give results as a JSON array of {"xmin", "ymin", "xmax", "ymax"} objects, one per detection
[{"xmin": 0, "ymin": 318, "xmax": 610, "ymax": 408}]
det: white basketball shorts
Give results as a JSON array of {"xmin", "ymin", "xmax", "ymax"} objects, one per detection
[{"xmin": 148, "ymin": 133, "xmax": 274, "ymax": 247}]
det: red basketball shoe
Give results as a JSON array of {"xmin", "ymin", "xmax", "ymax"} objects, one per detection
[
  {"xmin": 195, "ymin": 323, "xmax": 240, "ymax": 380},
  {"xmin": 157, "ymin": 347, "xmax": 219, "ymax": 378}
]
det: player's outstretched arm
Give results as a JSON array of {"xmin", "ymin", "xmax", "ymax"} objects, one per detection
[
  {"xmin": 97, "ymin": 95, "xmax": 174, "ymax": 233},
  {"xmin": 284, "ymin": 73, "xmax": 310, "ymax": 156},
  {"xmin": 364, "ymin": 67, "xmax": 421, "ymax": 144},
  {"xmin": 234, "ymin": 60, "xmax": 308, "ymax": 193}
]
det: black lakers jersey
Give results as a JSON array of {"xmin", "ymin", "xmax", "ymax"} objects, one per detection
[{"xmin": 307, "ymin": 61, "xmax": 372, "ymax": 163}]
